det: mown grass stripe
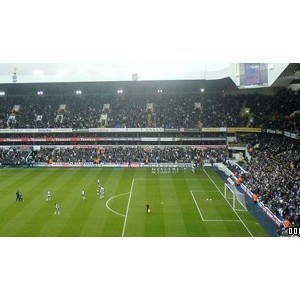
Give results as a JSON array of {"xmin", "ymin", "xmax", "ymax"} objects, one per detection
[
  {"xmin": 92, "ymin": 168, "xmax": 134, "ymax": 236},
  {"xmin": 143, "ymin": 171, "xmax": 165, "ymax": 237},
  {"xmin": 81, "ymin": 168, "xmax": 130, "ymax": 237},
  {"xmin": 172, "ymin": 176, "xmax": 210, "ymax": 236},
  {"xmin": 0, "ymin": 167, "xmax": 269, "ymax": 237},
  {"xmin": 0, "ymin": 169, "xmax": 69, "ymax": 236}
]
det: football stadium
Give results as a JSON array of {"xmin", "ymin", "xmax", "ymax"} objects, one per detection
[
  {"xmin": 1, "ymin": 63, "xmax": 299, "ymax": 237},
  {"xmin": 2, "ymin": 2, "xmax": 300, "ymax": 300}
]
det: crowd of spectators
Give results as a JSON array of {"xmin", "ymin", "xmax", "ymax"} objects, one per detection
[
  {"xmin": 33, "ymin": 146, "xmax": 227, "ymax": 165},
  {"xmin": 0, "ymin": 148, "xmax": 29, "ymax": 166},
  {"xmin": 226, "ymin": 134, "xmax": 300, "ymax": 228},
  {"xmin": 1, "ymin": 88, "xmax": 300, "ymax": 132},
  {"xmin": 243, "ymin": 88, "xmax": 300, "ymax": 133},
  {"xmin": 0, "ymin": 146, "xmax": 227, "ymax": 166}
]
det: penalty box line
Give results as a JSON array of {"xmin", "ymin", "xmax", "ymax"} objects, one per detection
[
  {"xmin": 190, "ymin": 190, "xmax": 241, "ymax": 223},
  {"xmin": 202, "ymin": 169, "xmax": 254, "ymax": 237}
]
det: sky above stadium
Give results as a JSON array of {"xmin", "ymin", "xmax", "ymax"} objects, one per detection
[{"xmin": 0, "ymin": 63, "xmax": 232, "ymax": 83}]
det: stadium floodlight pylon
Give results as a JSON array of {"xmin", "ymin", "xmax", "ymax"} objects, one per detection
[{"xmin": 224, "ymin": 183, "xmax": 247, "ymax": 212}]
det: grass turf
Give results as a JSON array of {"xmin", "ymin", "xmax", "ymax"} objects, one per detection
[{"xmin": 0, "ymin": 167, "xmax": 268, "ymax": 237}]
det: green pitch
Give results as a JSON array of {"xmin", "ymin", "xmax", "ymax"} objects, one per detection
[{"xmin": 0, "ymin": 167, "xmax": 268, "ymax": 237}]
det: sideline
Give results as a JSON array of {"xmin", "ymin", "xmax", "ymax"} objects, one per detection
[{"xmin": 203, "ymin": 168, "xmax": 253, "ymax": 237}]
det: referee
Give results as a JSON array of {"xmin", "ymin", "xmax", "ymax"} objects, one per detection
[{"xmin": 146, "ymin": 203, "xmax": 150, "ymax": 213}]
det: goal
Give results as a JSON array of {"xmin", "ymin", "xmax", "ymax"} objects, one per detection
[{"xmin": 224, "ymin": 183, "xmax": 247, "ymax": 211}]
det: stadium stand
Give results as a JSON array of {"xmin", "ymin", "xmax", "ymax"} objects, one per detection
[
  {"xmin": 226, "ymin": 134, "xmax": 300, "ymax": 228},
  {"xmin": 1, "ymin": 88, "xmax": 300, "ymax": 132},
  {"xmin": 0, "ymin": 146, "xmax": 226, "ymax": 166}
]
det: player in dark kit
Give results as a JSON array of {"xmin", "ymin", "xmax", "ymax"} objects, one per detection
[
  {"xmin": 16, "ymin": 189, "xmax": 20, "ymax": 201},
  {"xmin": 16, "ymin": 189, "xmax": 23, "ymax": 202},
  {"xmin": 146, "ymin": 203, "xmax": 150, "ymax": 213}
]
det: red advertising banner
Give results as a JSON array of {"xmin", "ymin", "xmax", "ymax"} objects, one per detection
[{"xmin": 0, "ymin": 137, "xmax": 102, "ymax": 142}]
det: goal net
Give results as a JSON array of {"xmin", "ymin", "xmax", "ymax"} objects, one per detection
[{"xmin": 224, "ymin": 183, "xmax": 247, "ymax": 211}]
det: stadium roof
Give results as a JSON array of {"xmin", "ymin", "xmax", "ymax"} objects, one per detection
[
  {"xmin": 271, "ymin": 63, "xmax": 300, "ymax": 87},
  {"xmin": 0, "ymin": 77, "xmax": 237, "ymax": 96}
]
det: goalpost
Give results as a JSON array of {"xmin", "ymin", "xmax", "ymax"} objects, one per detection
[{"xmin": 224, "ymin": 183, "xmax": 247, "ymax": 212}]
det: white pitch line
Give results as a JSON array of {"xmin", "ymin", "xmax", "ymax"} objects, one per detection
[
  {"xmin": 190, "ymin": 190, "xmax": 205, "ymax": 221},
  {"xmin": 134, "ymin": 179, "xmax": 211, "ymax": 181},
  {"xmin": 190, "ymin": 190, "xmax": 223, "ymax": 193},
  {"xmin": 203, "ymin": 169, "xmax": 253, "ymax": 237},
  {"xmin": 105, "ymin": 193, "xmax": 129, "ymax": 217},
  {"xmin": 121, "ymin": 179, "xmax": 135, "ymax": 237},
  {"xmin": 203, "ymin": 220, "xmax": 241, "ymax": 222}
]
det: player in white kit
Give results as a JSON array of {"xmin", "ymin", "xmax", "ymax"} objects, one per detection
[
  {"xmin": 54, "ymin": 203, "xmax": 60, "ymax": 215},
  {"xmin": 46, "ymin": 191, "xmax": 51, "ymax": 201},
  {"xmin": 82, "ymin": 190, "xmax": 86, "ymax": 201},
  {"xmin": 100, "ymin": 187, "xmax": 105, "ymax": 199}
]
